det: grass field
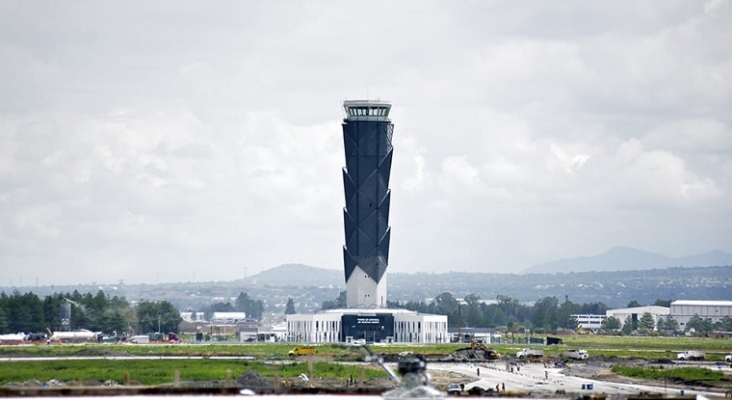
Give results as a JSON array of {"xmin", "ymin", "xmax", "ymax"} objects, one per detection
[
  {"xmin": 610, "ymin": 365, "xmax": 727, "ymax": 386},
  {"xmin": 1, "ymin": 335, "xmax": 730, "ymax": 360},
  {"xmin": 0, "ymin": 335, "xmax": 730, "ymax": 386},
  {"xmin": 0, "ymin": 359, "xmax": 388, "ymax": 386}
]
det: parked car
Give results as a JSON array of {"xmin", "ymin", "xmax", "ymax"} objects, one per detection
[{"xmin": 446, "ymin": 383, "xmax": 462, "ymax": 395}]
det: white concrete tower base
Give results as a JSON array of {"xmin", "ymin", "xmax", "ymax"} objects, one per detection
[{"xmin": 346, "ymin": 266, "xmax": 387, "ymax": 308}]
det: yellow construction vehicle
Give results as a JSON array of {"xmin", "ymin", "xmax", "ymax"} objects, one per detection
[
  {"xmin": 288, "ymin": 346, "xmax": 317, "ymax": 357},
  {"xmin": 470, "ymin": 338, "xmax": 500, "ymax": 360}
]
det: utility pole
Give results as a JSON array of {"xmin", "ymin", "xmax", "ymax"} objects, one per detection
[
  {"xmin": 457, "ymin": 302, "xmax": 462, "ymax": 342},
  {"xmin": 457, "ymin": 300, "xmax": 467, "ymax": 342}
]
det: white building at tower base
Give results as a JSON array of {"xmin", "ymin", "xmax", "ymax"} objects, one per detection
[{"xmin": 286, "ymin": 308, "xmax": 448, "ymax": 344}]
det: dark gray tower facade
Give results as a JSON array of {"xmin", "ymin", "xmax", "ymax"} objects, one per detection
[{"xmin": 342, "ymin": 100, "xmax": 393, "ymax": 308}]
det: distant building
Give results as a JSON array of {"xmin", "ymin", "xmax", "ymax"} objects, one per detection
[
  {"xmin": 670, "ymin": 300, "xmax": 732, "ymax": 328},
  {"xmin": 606, "ymin": 306, "xmax": 669, "ymax": 330},
  {"xmin": 571, "ymin": 314, "xmax": 606, "ymax": 331},
  {"xmin": 210, "ymin": 312, "xmax": 247, "ymax": 324},
  {"xmin": 180, "ymin": 311, "xmax": 205, "ymax": 322},
  {"xmin": 287, "ymin": 308, "xmax": 448, "ymax": 344}
]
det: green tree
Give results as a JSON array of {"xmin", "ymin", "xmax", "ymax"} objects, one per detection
[
  {"xmin": 0, "ymin": 299, "xmax": 8, "ymax": 333},
  {"xmin": 135, "ymin": 301, "xmax": 182, "ymax": 334},
  {"xmin": 234, "ymin": 292, "xmax": 264, "ymax": 320},
  {"xmin": 685, "ymin": 314, "xmax": 714, "ymax": 335},
  {"xmin": 481, "ymin": 303, "xmax": 506, "ymax": 327},
  {"xmin": 322, "ymin": 291, "xmax": 347, "ymax": 310},
  {"xmin": 42, "ymin": 294, "xmax": 63, "ymax": 332},
  {"xmin": 627, "ymin": 300, "xmax": 641, "ymax": 308},
  {"xmin": 694, "ymin": 317, "xmax": 714, "ymax": 336},
  {"xmin": 104, "ymin": 295, "xmax": 132, "ymax": 335},
  {"xmin": 6, "ymin": 291, "xmax": 45, "ymax": 333},
  {"xmin": 719, "ymin": 316, "xmax": 732, "ymax": 331},
  {"xmin": 558, "ymin": 296, "xmax": 580, "ymax": 329},
  {"xmin": 578, "ymin": 302, "xmax": 608, "ymax": 315},
  {"xmin": 653, "ymin": 299, "xmax": 671, "ymax": 307},
  {"xmin": 639, "ymin": 312, "xmax": 656, "ymax": 332},
  {"xmin": 285, "ymin": 297, "xmax": 296, "ymax": 315},
  {"xmin": 432, "ymin": 292, "xmax": 458, "ymax": 315},
  {"xmin": 657, "ymin": 315, "xmax": 679, "ymax": 335},
  {"xmin": 621, "ymin": 315, "xmax": 634, "ymax": 335},
  {"xmin": 463, "ymin": 294, "xmax": 484, "ymax": 327},
  {"xmin": 532, "ymin": 296, "xmax": 559, "ymax": 331},
  {"xmin": 106, "ymin": 310, "xmax": 129, "ymax": 335},
  {"xmin": 601, "ymin": 316, "xmax": 621, "ymax": 331}
]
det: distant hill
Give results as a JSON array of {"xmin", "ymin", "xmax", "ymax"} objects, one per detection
[
  {"xmin": 242, "ymin": 263, "xmax": 343, "ymax": 286},
  {"xmin": 3, "ymin": 263, "xmax": 729, "ymax": 312},
  {"xmin": 523, "ymin": 247, "xmax": 732, "ymax": 274}
]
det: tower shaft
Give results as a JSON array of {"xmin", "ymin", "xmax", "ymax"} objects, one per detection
[{"xmin": 342, "ymin": 100, "xmax": 393, "ymax": 308}]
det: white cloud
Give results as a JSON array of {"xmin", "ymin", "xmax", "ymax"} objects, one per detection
[{"xmin": 0, "ymin": 1, "xmax": 730, "ymax": 285}]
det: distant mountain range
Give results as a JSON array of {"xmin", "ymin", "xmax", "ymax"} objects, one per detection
[
  {"xmin": 244, "ymin": 263, "xmax": 343, "ymax": 287},
  {"xmin": 523, "ymin": 247, "xmax": 732, "ymax": 274},
  {"xmin": 3, "ymin": 248, "xmax": 729, "ymax": 311},
  {"xmin": 241, "ymin": 247, "xmax": 732, "ymax": 288},
  {"xmin": 231, "ymin": 257, "xmax": 731, "ymax": 310}
]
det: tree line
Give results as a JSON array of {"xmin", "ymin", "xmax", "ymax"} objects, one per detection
[
  {"xmin": 392, "ymin": 292, "xmax": 608, "ymax": 333},
  {"xmin": 322, "ymin": 291, "xmax": 731, "ymax": 336},
  {"xmin": 202, "ymin": 292, "xmax": 265, "ymax": 321},
  {"xmin": 0, "ymin": 290, "xmax": 182, "ymax": 336},
  {"xmin": 1, "ymin": 289, "xmax": 273, "ymax": 337}
]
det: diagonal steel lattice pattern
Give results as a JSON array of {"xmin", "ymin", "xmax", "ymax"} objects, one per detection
[{"xmin": 342, "ymin": 119, "xmax": 393, "ymax": 284}]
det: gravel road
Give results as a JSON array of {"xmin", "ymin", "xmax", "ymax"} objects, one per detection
[{"xmin": 428, "ymin": 360, "xmax": 724, "ymax": 397}]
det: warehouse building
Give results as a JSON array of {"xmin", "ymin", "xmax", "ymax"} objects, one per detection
[
  {"xmin": 670, "ymin": 300, "xmax": 732, "ymax": 327},
  {"xmin": 606, "ymin": 306, "xmax": 670, "ymax": 330}
]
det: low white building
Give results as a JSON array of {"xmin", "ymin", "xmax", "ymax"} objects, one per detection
[
  {"xmin": 210, "ymin": 312, "xmax": 247, "ymax": 324},
  {"xmin": 670, "ymin": 300, "xmax": 732, "ymax": 327},
  {"xmin": 286, "ymin": 308, "xmax": 448, "ymax": 344},
  {"xmin": 606, "ymin": 306, "xmax": 669, "ymax": 330},
  {"xmin": 571, "ymin": 314, "xmax": 606, "ymax": 331},
  {"xmin": 180, "ymin": 311, "xmax": 206, "ymax": 322}
]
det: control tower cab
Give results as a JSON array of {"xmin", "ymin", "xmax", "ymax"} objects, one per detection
[{"xmin": 343, "ymin": 100, "xmax": 392, "ymax": 121}]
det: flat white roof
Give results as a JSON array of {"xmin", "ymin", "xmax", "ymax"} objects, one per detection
[
  {"xmin": 211, "ymin": 312, "xmax": 247, "ymax": 318},
  {"xmin": 319, "ymin": 308, "xmax": 417, "ymax": 315},
  {"xmin": 343, "ymin": 99, "xmax": 391, "ymax": 107},
  {"xmin": 671, "ymin": 300, "xmax": 732, "ymax": 307},
  {"xmin": 607, "ymin": 306, "xmax": 669, "ymax": 314}
]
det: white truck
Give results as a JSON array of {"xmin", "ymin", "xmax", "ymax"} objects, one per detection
[
  {"xmin": 516, "ymin": 348, "xmax": 544, "ymax": 359},
  {"xmin": 130, "ymin": 335, "xmax": 150, "ymax": 344},
  {"xmin": 677, "ymin": 350, "xmax": 705, "ymax": 361},
  {"xmin": 724, "ymin": 353, "xmax": 732, "ymax": 363},
  {"xmin": 563, "ymin": 349, "xmax": 589, "ymax": 360}
]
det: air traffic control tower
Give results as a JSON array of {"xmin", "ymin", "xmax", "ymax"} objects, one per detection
[{"xmin": 342, "ymin": 100, "xmax": 393, "ymax": 308}]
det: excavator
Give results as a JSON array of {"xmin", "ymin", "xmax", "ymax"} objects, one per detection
[{"xmin": 469, "ymin": 338, "xmax": 500, "ymax": 360}]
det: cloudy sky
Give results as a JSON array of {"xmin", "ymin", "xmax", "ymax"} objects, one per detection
[{"xmin": 1, "ymin": 1, "xmax": 730, "ymax": 286}]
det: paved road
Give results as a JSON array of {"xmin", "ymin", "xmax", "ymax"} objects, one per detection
[{"xmin": 430, "ymin": 361, "xmax": 722, "ymax": 397}]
